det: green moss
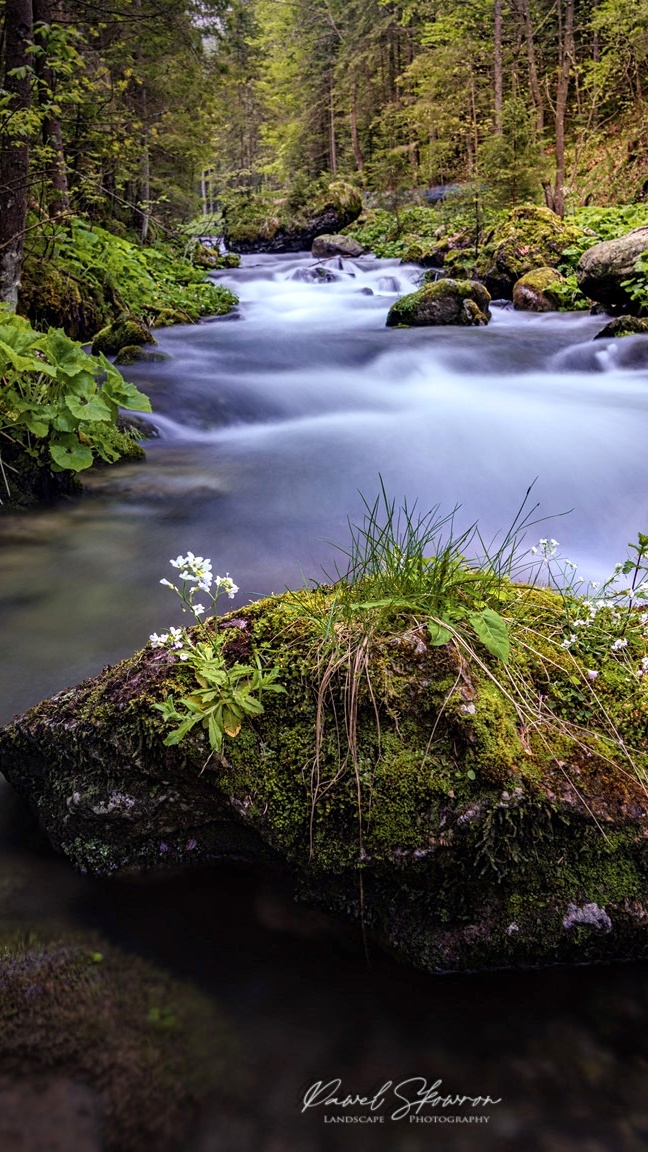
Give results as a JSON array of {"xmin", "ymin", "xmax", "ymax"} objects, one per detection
[
  {"xmin": 91, "ymin": 313, "xmax": 156, "ymax": 356},
  {"xmin": 513, "ymin": 267, "xmax": 566, "ymax": 311},
  {"xmin": 223, "ymin": 181, "xmax": 362, "ymax": 251},
  {"xmin": 386, "ymin": 278, "xmax": 491, "ymax": 327},
  {"xmin": 594, "ymin": 316, "xmax": 648, "ymax": 339},
  {"xmin": 476, "ymin": 205, "xmax": 584, "ymax": 295}
]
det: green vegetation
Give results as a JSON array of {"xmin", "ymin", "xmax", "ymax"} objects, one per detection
[{"xmin": 0, "ymin": 310, "xmax": 151, "ymax": 506}]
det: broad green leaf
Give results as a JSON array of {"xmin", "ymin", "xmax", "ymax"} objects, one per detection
[
  {"xmin": 469, "ymin": 608, "xmax": 510, "ymax": 664},
  {"xmin": 65, "ymin": 393, "xmax": 112, "ymax": 422},
  {"xmin": 428, "ymin": 620, "xmax": 453, "ymax": 646},
  {"xmin": 102, "ymin": 372, "xmax": 152, "ymax": 413},
  {"xmin": 49, "ymin": 436, "xmax": 94, "ymax": 472}
]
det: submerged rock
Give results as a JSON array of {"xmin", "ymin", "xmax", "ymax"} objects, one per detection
[
  {"xmin": 577, "ymin": 226, "xmax": 648, "ymax": 311},
  {"xmin": 593, "ymin": 316, "xmax": 648, "ymax": 340},
  {"xmin": 0, "ymin": 928, "xmax": 233, "ymax": 1151},
  {"xmin": 386, "ymin": 278, "xmax": 491, "ymax": 327},
  {"xmin": 91, "ymin": 313, "xmax": 156, "ymax": 357},
  {"xmin": 476, "ymin": 206, "xmax": 582, "ymax": 299},
  {"xmin": 311, "ymin": 234, "xmax": 364, "ymax": 258},
  {"xmin": 513, "ymin": 267, "xmax": 566, "ymax": 312},
  {"xmin": 2, "ymin": 588, "xmax": 648, "ymax": 973}
]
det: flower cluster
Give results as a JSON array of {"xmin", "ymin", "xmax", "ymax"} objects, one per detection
[{"xmin": 150, "ymin": 552, "xmax": 240, "ymax": 653}]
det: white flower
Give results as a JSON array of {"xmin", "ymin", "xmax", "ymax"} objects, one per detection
[
  {"xmin": 193, "ymin": 603, "xmax": 206, "ymax": 616},
  {"xmin": 179, "ymin": 652, "xmax": 190, "ymax": 661},
  {"xmin": 216, "ymin": 573, "xmax": 239, "ymax": 599},
  {"xmin": 587, "ymin": 669, "xmax": 598, "ymax": 680},
  {"xmin": 561, "ymin": 634, "xmax": 578, "ymax": 649},
  {"xmin": 611, "ymin": 637, "xmax": 628, "ymax": 651},
  {"xmin": 160, "ymin": 578, "xmax": 175, "ymax": 589},
  {"xmin": 149, "ymin": 632, "xmax": 168, "ymax": 648}
]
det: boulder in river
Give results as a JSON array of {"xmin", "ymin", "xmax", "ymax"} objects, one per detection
[
  {"xmin": 386, "ymin": 278, "xmax": 491, "ymax": 327},
  {"xmin": 512, "ymin": 267, "xmax": 566, "ymax": 312},
  {"xmin": 311, "ymin": 234, "xmax": 364, "ymax": 258},
  {"xmin": 577, "ymin": 227, "xmax": 648, "ymax": 311},
  {"xmin": 223, "ymin": 182, "xmax": 362, "ymax": 253},
  {"xmin": 2, "ymin": 587, "xmax": 648, "ymax": 973},
  {"xmin": 91, "ymin": 313, "xmax": 156, "ymax": 357},
  {"xmin": 593, "ymin": 316, "xmax": 648, "ymax": 340},
  {"xmin": 476, "ymin": 206, "xmax": 582, "ymax": 299},
  {"xmin": 0, "ymin": 928, "xmax": 233, "ymax": 1151}
]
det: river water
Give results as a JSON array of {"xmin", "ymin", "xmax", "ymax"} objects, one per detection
[{"xmin": 1, "ymin": 253, "xmax": 648, "ymax": 1149}]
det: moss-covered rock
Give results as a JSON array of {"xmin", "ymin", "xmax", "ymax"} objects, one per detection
[
  {"xmin": 224, "ymin": 182, "xmax": 362, "ymax": 253},
  {"xmin": 0, "ymin": 928, "xmax": 233, "ymax": 1151},
  {"xmin": 19, "ymin": 259, "xmax": 108, "ymax": 342},
  {"xmin": 593, "ymin": 316, "xmax": 648, "ymax": 339},
  {"xmin": 386, "ymin": 278, "xmax": 491, "ymax": 327},
  {"xmin": 513, "ymin": 267, "xmax": 566, "ymax": 312},
  {"xmin": 114, "ymin": 344, "xmax": 171, "ymax": 365},
  {"xmin": 311, "ymin": 234, "xmax": 364, "ymax": 258},
  {"xmin": 2, "ymin": 586, "xmax": 648, "ymax": 973},
  {"xmin": 476, "ymin": 206, "xmax": 583, "ymax": 299},
  {"xmin": 91, "ymin": 313, "xmax": 156, "ymax": 357},
  {"xmin": 578, "ymin": 226, "xmax": 648, "ymax": 311}
]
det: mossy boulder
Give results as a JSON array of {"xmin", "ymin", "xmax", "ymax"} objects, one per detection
[
  {"xmin": 477, "ymin": 206, "xmax": 583, "ymax": 299},
  {"xmin": 150, "ymin": 307, "xmax": 193, "ymax": 328},
  {"xmin": 19, "ymin": 259, "xmax": 107, "ymax": 342},
  {"xmin": 577, "ymin": 226, "xmax": 648, "ymax": 311},
  {"xmin": 311, "ymin": 234, "xmax": 364, "ymax": 258},
  {"xmin": 3, "ymin": 586, "xmax": 648, "ymax": 973},
  {"xmin": 386, "ymin": 278, "xmax": 491, "ymax": 327},
  {"xmin": 512, "ymin": 267, "xmax": 566, "ymax": 312},
  {"xmin": 0, "ymin": 928, "xmax": 233, "ymax": 1151},
  {"xmin": 114, "ymin": 344, "xmax": 171, "ymax": 366},
  {"xmin": 91, "ymin": 313, "xmax": 156, "ymax": 357},
  {"xmin": 593, "ymin": 316, "xmax": 648, "ymax": 339},
  {"xmin": 224, "ymin": 182, "xmax": 362, "ymax": 253},
  {"xmin": 192, "ymin": 245, "xmax": 241, "ymax": 270}
]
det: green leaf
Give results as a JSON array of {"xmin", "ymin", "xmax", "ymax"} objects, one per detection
[
  {"xmin": 469, "ymin": 608, "xmax": 510, "ymax": 664},
  {"xmin": 65, "ymin": 393, "xmax": 112, "ymax": 422},
  {"xmin": 49, "ymin": 436, "xmax": 94, "ymax": 472},
  {"xmin": 428, "ymin": 620, "xmax": 453, "ymax": 646}
]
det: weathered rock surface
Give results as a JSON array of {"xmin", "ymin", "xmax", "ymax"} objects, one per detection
[
  {"xmin": 386, "ymin": 278, "xmax": 491, "ymax": 327},
  {"xmin": 513, "ymin": 267, "xmax": 566, "ymax": 312},
  {"xmin": 311, "ymin": 233, "xmax": 364, "ymax": 258},
  {"xmin": 223, "ymin": 183, "xmax": 362, "ymax": 253},
  {"xmin": 2, "ymin": 590, "xmax": 648, "ymax": 974},
  {"xmin": 577, "ymin": 226, "xmax": 648, "ymax": 310},
  {"xmin": 476, "ymin": 206, "xmax": 582, "ymax": 299},
  {"xmin": 593, "ymin": 316, "xmax": 648, "ymax": 340}
]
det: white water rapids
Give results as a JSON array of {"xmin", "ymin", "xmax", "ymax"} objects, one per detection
[{"xmin": 1, "ymin": 250, "xmax": 648, "ymax": 720}]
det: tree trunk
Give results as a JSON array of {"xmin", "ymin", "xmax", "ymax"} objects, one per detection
[
  {"xmin": 329, "ymin": 75, "xmax": 337, "ymax": 175},
  {"xmin": 33, "ymin": 0, "xmax": 69, "ymax": 218},
  {"xmin": 0, "ymin": 0, "xmax": 33, "ymax": 307},
  {"xmin": 550, "ymin": 0, "xmax": 575, "ymax": 218},
  {"xmin": 494, "ymin": 0, "xmax": 503, "ymax": 132},
  {"xmin": 520, "ymin": 0, "xmax": 544, "ymax": 133},
  {"xmin": 350, "ymin": 82, "xmax": 364, "ymax": 174}
]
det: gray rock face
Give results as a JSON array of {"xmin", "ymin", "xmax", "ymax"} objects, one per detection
[
  {"xmin": 311, "ymin": 234, "xmax": 364, "ymax": 258},
  {"xmin": 577, "ymin": 226, "xmax": 648, "ymax": 309}
]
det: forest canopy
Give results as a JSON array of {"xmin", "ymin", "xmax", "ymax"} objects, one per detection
[{"xmin": 1, "ymin": 0, "xmax": 648, "ymax": 306}]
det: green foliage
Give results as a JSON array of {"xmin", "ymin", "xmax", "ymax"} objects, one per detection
[
  {"xmin": 0, "ymin": 311, "xmax": 151, "ymax": 486},
  {"xmin": 156, "ymin": 638, "xmax": 285, "ymax": 753},
  {"xmin": 477, "ymin": 98, "xmax": 546, "ymax": 208},
  {"xmin": 22, "ymin": 221, "xmax": 237, "ymax": 334},
  {"xmin": 344, "ymin": 206, "xmax": 442, "ymax": 258},
  {"xmin": 621, "ymin": 252, "xmax": 648, "ymax": 313}
]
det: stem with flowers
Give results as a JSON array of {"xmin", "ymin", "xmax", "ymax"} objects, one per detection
[{"xmin": 151, "ymin": 552, "xmax": 285, "ymax": 754}]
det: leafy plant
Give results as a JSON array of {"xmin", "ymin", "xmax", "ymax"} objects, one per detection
[
  {"xmin": 151, "ymin": 554, "xmax": 285, "ymax": 754},
  {"xmin": 0, "ymin": 311, "xmax": 151, "ymax": 490}
]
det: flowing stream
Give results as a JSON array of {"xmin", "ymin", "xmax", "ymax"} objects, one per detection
[{"xmin": 2, "ymin": 253, "xmax": 648, "ymax": 1149}]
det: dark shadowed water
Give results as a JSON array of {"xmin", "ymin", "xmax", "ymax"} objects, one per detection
[{"xmin": 1, "ymin": 253, "xmax": 648, "ymax": 1149}]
